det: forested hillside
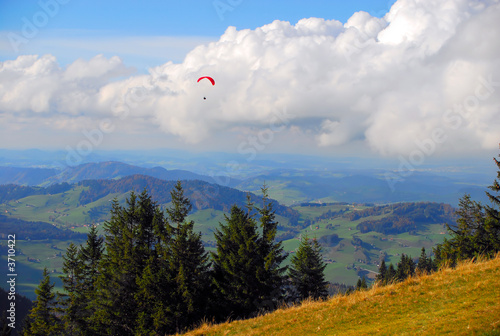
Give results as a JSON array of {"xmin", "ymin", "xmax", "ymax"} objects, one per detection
[
  {"xmin": 0, "ymin": 175, "xmax": 299, "ymax": 227},
  {"xmin": 0, "ymin": 215, "xmax": 87, "ymax": 240}
]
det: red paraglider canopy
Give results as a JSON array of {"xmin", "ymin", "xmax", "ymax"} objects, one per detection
[{"xmin": 197, "ymin": 76, "xmax": 215, "ymax": 85}]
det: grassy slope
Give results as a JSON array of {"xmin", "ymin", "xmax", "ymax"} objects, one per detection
[{"xmin": 182, "ymin": 255, "xmax": 500, "ymax": 336}]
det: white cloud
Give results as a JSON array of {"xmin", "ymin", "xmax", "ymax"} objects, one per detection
[{"xmin": 1, "ymin": 0, "xmax": 499, "ymax": 157}]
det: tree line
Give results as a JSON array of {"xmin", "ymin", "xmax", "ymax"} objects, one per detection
[
  {"xmin": 375, "ymin": 153, "xmax": 500, "ymax": 287},
  {"xmin": 0, "ymin": 216, "xmax": 87, "ymax": 241},
  {"xmin": 18, "ymin": 182, "xmax": 329, "ymax": 336}
]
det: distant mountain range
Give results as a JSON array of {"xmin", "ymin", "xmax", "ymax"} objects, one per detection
[
  {"xmin": 0, "ymin": 161, "xmax": 236, "ymax": 186},
  {"xmin": 0, "ymin": 160, "xmax": 492, "ymax": 207},
  {"xmin": 234, "ymin": 169, "xmax": 490, "ymax": 207},
  {"xmin": 0, "ymin": 166, "xmax": 58, "ymax": 185}
]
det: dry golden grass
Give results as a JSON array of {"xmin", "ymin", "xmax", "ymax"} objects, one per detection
[{"xmin": 180, "ymin": 254, "xmax": 500, "ymax": 336}]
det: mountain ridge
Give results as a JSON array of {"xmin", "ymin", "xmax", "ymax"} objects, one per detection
[{"xmin": 0, "ymin": 161, "xmax": 234, "ymax": 187}]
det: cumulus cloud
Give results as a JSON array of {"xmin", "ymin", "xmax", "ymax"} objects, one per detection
[{"xmin": 1, "ymin": 0, "xmax": 499, "ymax": 157}]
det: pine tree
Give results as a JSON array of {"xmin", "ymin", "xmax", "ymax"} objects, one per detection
[
  {"xmin": 289, "ymin": 236, "xmax": 328, "ymax": 301},
  {"xmin": 396, "ymin": 254, "xmax": 416, "ymax": 281},
  {"xmin": 376, "ymin": 259, "xmax": 387, "ymax": 284},
  {"xmin": 135, "ymin": 249, "xmax": 173, "ymax": 335},
  {"xmin": 79, "ymin": 225, "xmax": 104, "ymax": 294},
  {"xmin": 356, "ymin": 278, "xmax": 362, "ymax": 290},
  {"xmin": 434, "ymin": 194, "xmax": 488, "ymax": 265},
  {"xmin": 361, "ymin": 276, "xmax": 368, "ymax": 289},
  {"xmin": 435, "ymin": 152, "xmax": 500, "ymax": 265},
  {"xmin": 135, "ymin": 182, "xmax": 211, "ymax": 335},
  {"xmin": 24, "ymin": 268, "xmax": 61, "ymax": 336},
  {"xmin": 386, "ymin": 263, "xmax": 396, "ymax": 283},
  {"xmin": 95, "ymin": 190, "xmax": 162, "ymax": 334},
  {"xmin": 486, "ymin": 154, "xmax": 500, "ymax": 221},
  {"xmin": 165, "ymin": 181, "xmax": 210, "ymax": 333},
  {"xmin": 135, "ymin": 209, "xmax": 172, "ymax": 336},
  {"xmin": 59, "ymin": 243, "xmax": 85, "ymax": 335},
  {"xmin": 211, "ymin": 205, "xmax": 262, "ymax": 319},
  {"xmin": 416, "ymin": 247, "xmax": 435, "ymax": 274},
  {"xmin": 484, "ymin": 153, "xmax": 500, "ymax": 253},
  {"xmin": 77, "ymin": 225, "xmax": 104, "ymax": 335},
  {"xmin": 355, "ymin": 276, "xmax": 368, "ymax": 290},
  {"xmin": 255, "ymin": 186, "xmax": 288, "ymax": 312}
]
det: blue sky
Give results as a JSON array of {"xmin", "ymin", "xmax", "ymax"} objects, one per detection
[
  {"xmin": 0, "ymin": 1, "xmax": 396, "ymax": 34},
  {"xmin": 0, "ymin": 0, "xmax": 396, "ymax": 68},
  {"xmin": 0, "ymin": 0, "xmax": 499, "ymax": 164}
]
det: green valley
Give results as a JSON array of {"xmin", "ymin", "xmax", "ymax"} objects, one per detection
[{"xmin": 1, "ymin": 176, "xmax": 455, "ymax": 299}]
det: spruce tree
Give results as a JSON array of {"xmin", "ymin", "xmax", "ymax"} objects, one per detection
[
  {"xmin": 289, "ymin": 236, "xmax": 328, "ymax": 301},
  {"xmin": 24, "ymin": 268, "xmax": 61, "ymax": 336},
  {"xmin": 361, "ymin": 276, "xmax": 368, "ymax": 289},
  {"xmin": 165, "ymin": 181, "xmax": 210, "ymax": 333},
  {"xmin": 484, "ymin": 153, "xmax": 500, "ymax": 253},
  {"xmin": 396, "ymin": 254, "xmax": 416, "ymax": 281},
  {"xmin": 376, "ymin": 259, "xmax": 387, "ymax": 284},
  {"xmin": 486, "ymin": 154, "xmax": 500, "ymax": 221},
  {"xmin": 211, "ymin": 205, "xmax": 262, "ymax": 319},
  {"xmin": 59, "ymin": 243, "xmax": 85, "ymax": 335},
  {"xmin": 79, "ymin": 225, "xmax": 104, "ymax": 294},
  {"xmin": 95, "ymin": 190, "xmax": 162, "ymax": 334},
  {"xmin": 77, "ymin": 225, "xmax": 104, "ymax": 335},
  {"xmin": 386, "ymin": 263, "xmax": 396, "ymax": 283},
  {"xmin": 135, "ymin": 208, "xmax": 172, "ymax": 336},
  {"xmin": 435, "ymin": 152, "xmax": 500, "ymax": 265},
  {"xmin": 356, "ymin": 276, "xmax": 368, "ymax": 290},
  {"xmin": 255, "ymin": 186, "xmax": 288, "ymax": 311},
  {"xmin": 135, "ymin": 182, "xmax": 210, "ymax": 335},
  {"xmin": 434, "ymin": 194, "xmax": 488, "ymax": 265},
  {"xmin": 416, "ymin": 247, "xmax": 436, "ymax": 274}
]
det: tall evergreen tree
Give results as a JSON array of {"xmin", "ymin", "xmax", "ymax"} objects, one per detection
[
  {"xmin": 484, "ymin": 153, "xmax": 500, "ymax": 252},
  {"xmin": 356, "ymin": 276, "xmax": 368, "ymax": 290},
  {"xmin": 23, "ymin": 268, "xmax": 61, "ymax": 336},
  {"xmin": 386, "ymin": 263, "xmax": 397, "ymax": 283},
  {"xmin": 396, "ymin": 254, "xmax": 416, "ymax": 281},
  {"xmin": 376, "ymin": 259, "xmax": 387, "ymax": 284},
  {"xmin": 435, "ymin": 152, "xmax": 500, "ymax": 265},
  {"xmin": 416, "ymin": 247, "xmax": 436, "ymax": 274},
  {"xmin": 59, "ymin": 243, "xmax": 85, "ymax": 335},
  {"xmin": 416, "ymin": 247, "xmax": 429, "ymax": 274},
  {"xmin": 77, "ymin": 225, "xmax": 104, "ymax": 335},
  {"xmin": 255, "ymin": 186, "xmax": 288, "ymax": 311},
  {"xmin": 135, "ymin": 182, "xmax": 210, "ymax": 335},
  {"xmin": 289, "ymin": 236, "xmax": 328, "ymax": 301},
  {"xmin": 211, "ymin": 205, "xmax": 262, "ymax": 319},
  {"xmin": 165, "ymin": 181, "xmax": 210, "ymax": 333},
  {"xmin": 434, "ymin": 194, "xmax": 488, "ymax": 266},
  {"xmin": 486, "ymin": 154, "xmax": 500, "ymax": 221},
  {"xmin": 135, "ymin": 209, "xmax": 172, "ymax": 335},
  {"xmin": 95, "ymin": 190, "xmax": 162, "ymax": 335},
  {"xmin": 79, "ymin": 225, "xmax": 104, "ymax": 294}
]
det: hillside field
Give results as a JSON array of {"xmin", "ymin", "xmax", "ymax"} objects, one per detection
[{"xmin": 180, "ymin": 254, "xmax": 500, "ymax": 336}]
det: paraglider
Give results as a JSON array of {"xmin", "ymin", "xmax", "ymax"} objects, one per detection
[
  {"xmin": 197, "ymin": 76, "xmax": 215, "ymax": 85},
  {"xmin": 197, "ymin": 76, "xmax": 215, "ymax": 100}
]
